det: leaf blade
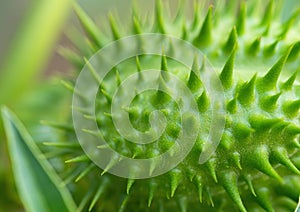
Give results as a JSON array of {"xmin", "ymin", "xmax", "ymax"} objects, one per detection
[{"xmin": 1, "ymin": 107, "xmax": 77, "ymax": 212}]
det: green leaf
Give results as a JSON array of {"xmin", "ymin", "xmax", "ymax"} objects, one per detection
[{"xmin": 1, "ymin": 107, "xmax": 77, "ymax": 212}]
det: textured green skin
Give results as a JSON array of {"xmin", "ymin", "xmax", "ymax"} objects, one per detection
[{"xmin": 47, "ymin": 1, "xmax": 300, "ymax": 211}]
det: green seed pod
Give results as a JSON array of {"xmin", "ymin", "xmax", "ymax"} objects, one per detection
[{"xmin": 47, "ymin": 0, "xmax": 300, "ymax": 211}]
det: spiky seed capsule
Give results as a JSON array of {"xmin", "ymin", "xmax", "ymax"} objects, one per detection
[{"xmin": 48, "ymin": 0, "xmax": 300, "ymax": 211}]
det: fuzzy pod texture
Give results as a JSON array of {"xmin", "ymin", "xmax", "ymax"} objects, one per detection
[{"xmin": 46, "ymin": 0, "xmax": 300, "ymax": 211}]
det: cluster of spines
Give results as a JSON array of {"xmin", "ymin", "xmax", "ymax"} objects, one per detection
[
  {"xmin": 45, "ymin": 51, "xmax": 300, "ymax": 211},
  {"xmin": 60, "ymin": 0, "xmax": 300, "ymax": 71},
  {"xmin": 45, "ymin": 0, "xmax": 300, "ymax": 211}
]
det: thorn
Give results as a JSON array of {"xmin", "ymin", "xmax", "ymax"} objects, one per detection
[
  {"xmin": 220, "ymin": 131, "xmax": 233, "ymax": 150},
  {"xmin": 248, "ymin": 114, "xmax": 281, "ymax": 131},
  {"xmin": 236, "ymin": 2, "xmax": 246, "ymax": 35},
  {"xmin": 284, "ymin": 124, "xmax": 300, "ymax": 136},
  {"xmin": 292, "ymin": 139, "xmax": 300, "ymax": 149},
  {"xmin": 194, "ymin": 175, "xmax": 203, "ymax": 203},
  {"xmin": 65, "ymin": 27, "xmax": 93, "ymax": 56},
  {"xmin": 160, "ymin": 52, "xmax": 169, "ymax": 81},
  {"xmin": 187, "ymin": 55, "xmax": 201, "ymax": 92},
  {"xmin": 220, "ymin": 47, "xmax": 236, "ymax": 89},
  {"xmin": 57, "ymin": 47, "xmax": 84, "ymax": 68},
  {"xmin": 205, "ymin": 187, "xmax": 214, "ymax": 207},
  {"xmin": 82, "ymin": 128, "xmax": 101, "ymax": 137},
  {"xmin": 169, "ymin": 169, "xmax": 181, "ymax": 197},
  {"xmin": 288, "ymin": 41, "xmax": 300, "ymax": 61},
  {"xmin": 226, "ymin": 97, "xmax": 237, "ymax": 114},
  {"xmin": 223, "ymin": 26, "xmax": 238, "ymax": 54},
  {"xmin": 65, "ymin": 155, "xmax": 89, "ymax": 163},
  {"xmin": 77, "ymin": 187, "xmax": 94, "ymax": 212},
  {"xmin": 148, "ymin": 158, "xmax": 158, "ymax": 176},
  {"xmin": 197, "ymin": 91, "xmax": 210, "ymax": 113},
  {"xmin": 192, "ymin": 53, "xmax": 200, "ymax": 71},
  {"xmin": 260, "ymin": 92, "xmax": 281, "ymax": 111},
  {"xmin": 166, "ymin": 122, "xmax": 180, "ymax": 138},
  {"xmin": 73, "ymin": 3, "xmax": 104, "ymax": 47},
  {"xmin": 115, "ymin": 68, "xmax": 121, "ymax": 86},
  {"xmin": 131, "ymin": 0, "xmax": 139, "ymax": 18},
  {"xmin": 101, "ymin": 155, "xmax": 120, "ymax": 175},
  {"xmin": 62, "ymin": 166, "xmax": 83, "ymax": 185},
  {"xmin": 186, "ymin": 167, "xmax": 196, "ymax": 182},
  {"xmin": 131, "ymin": 143, "xmax": 144, "ymax": 159},
  {"xmin": 219, "ymin": 171, "xmax": 247, "ymax": 212},
  {"xmin": 263, "ymin": 40, "xmax": 279, "ymax": 57},
  {"xmin": 242, "ymin": 174, "xmax": 256, "ymax": 196},
  {"xmin": 101, "ymin": 88, "xmax": 112, "ymax": 103},
  {"xmin": 134, "ymin": 56, "xmax": 144, "ymax": 82},
  {"xmin": 258, "ymin": 45, "xmax": 293, "ymax": 91},
  {"xmin": 193, "ymin": 5, "xmax": 213, "ymax": 48},
  {"xmin": 246, "ymin": 37, "xmax": 261, "ymax": 56},
  {"xmin": 103, "ymin": 112, "xmax": 113, "ymax": 119},
  {"xmin": 278, "ymin": 8, "xmax": 300, "ymax": 39},
  {"xmin": 75, "ymin": 163, "xmax": 95, "ymax": 182},
  {"xmin": 108, "ymin": 12, "xmax": 121, "ymax": 40},
  {"xmin": 174, "ymin": 0, "xmax": 185, "ymax": 25},
  {"xmin": 263, "ymin": 22, "xmax": 271, "ymax": 36},
  {"xmin": 85, "ymin": 38, "xmax": 98, "ymax": 53},
  {"xmin": 148, "ymin": 180, "xmax": 156, "ymax": 207},
  {"xmin": 84, "ymin": 57, "xmax": 102, "ymax": 85},
  {"xmin": 123, "ymin": 106, "xmax": 139, "ymax": 120},
  {"xmin": 152, "ymin": 75, "xmax": 170, "ymax": 105},
  {"xmin": 119, "ymin": 194, "xmax": 129, "ymax": 212},
  {"xmin": 233, "ymin": 122, "xmax": 254, "ymax": 139},
  {"xmin": 271, "ymin": 120, "xmax": 290, "ymax": 132},
  {"xmin": 282, "ymin": 100, "xmax": 300, "ymax": 118},
  {"xmin": 237, "ymin": 74, "xmax": 257, "ymax": 106},
  {"xmin": 247, "ymin": 145, "xmax": 282, "ymax": 182},
  {"xmin": 135, "ymin": 55, "xmax": 142, "ymax": 72},
  {"xmin": 126, "ymin": 179, "xmax": 135, "ymax": 194},
  {"xmin": 44, "ymin": 150, "xmax": 70, "ymax": 159},
  {"xmin": 281, "ymin": 69, "xmax": 298, "ymax": 90},
  {"xmin": 73, "ymin": 106, "xmax": 90, "ymax": 115},
  {"xmin": 232, "ymin": 152, "xmax": 242, "ymax": 170},
  {"xmin": 271, "ymin": 147, "xmax": 300, "ymax": 175},
  {"xmin": 200, "ymin": 56, "xmax": 207, "ymax": 73},
  {"xmin": 181, "ymin": 21, "xmax": 187, "ymax": 40},
  {"xmin": 60, "ymin": 79, "xmax": 74, "ymax": 92},
  {"xmin": 254, "ymin": 187, "xmax": 274, "ymax": 212},
  {"xmin": 132, "ymin": 16, "xmax": 142, "ymax": 34},
  {"xmin": 205, "ymin": 158, "xmax": 218, "ymax": 183},
  {"xmin": 97, "ymin": 144, "xmax": 109, "ymax": 149},
  {"xmin": 88, "ymin": 178, "xmax": 109, "ymax": 211},
  {"xmin": 191, "ymin": 0, "xmax": 200, "ymax": 30},
  {"xmin": 40, "ymin": 120, "xmax": 74, "ymax": 132},
  {"xmin": 43, "ymin": 142, "xmax": 80, "ymax": 149},
  {"xmin": 261, "ymin": 0, "xmax": 274, "ymax": 27},
  {"xmin": 155, "ymin": 0, "xmax": 165, "ymax": 33}
]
